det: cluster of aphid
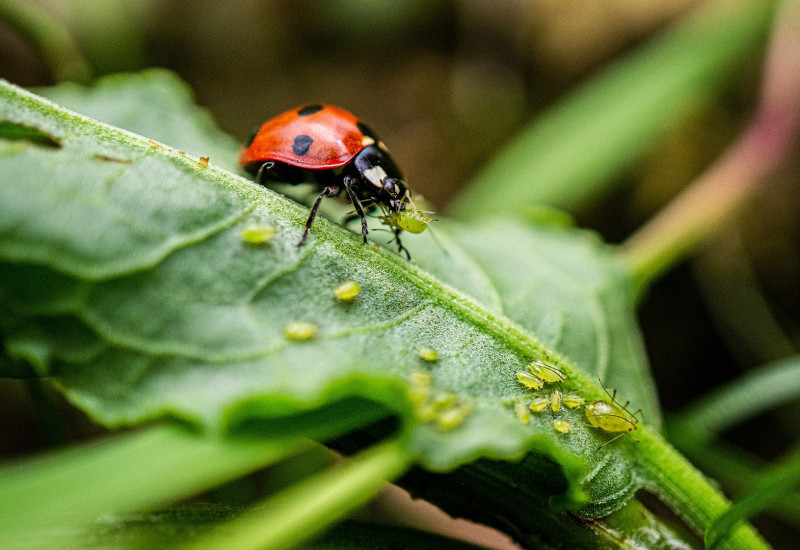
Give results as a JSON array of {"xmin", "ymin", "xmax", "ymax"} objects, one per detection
[
  {"xmin": 515, "ymin": 359, "xmax": 640, "ymax": 448},
  {"xmin": 408, "ymin": 370, "xmax": 473, "ymax": 431},
  {"xmin": 276, "ymin": 264, "xmax": 639, "ymax": 445}
]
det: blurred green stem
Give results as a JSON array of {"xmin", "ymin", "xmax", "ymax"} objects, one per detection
[
  {"xmin": 635, "ymin": 430, "xmax": 771, "ymax": 550},
  {"xmin": 181, "ymin": 438, "xmax": 413, "ymax": 550},
  {"xmin": 623, "ymin": 0, "xmax": 800, "ymax": 296},
  {"xmin": 0, "ymin": 0, "xmax": 91, "ymax": 82},
  {"xmin": 0, "ymin": 424, "xmax": 312, "ymax": 541}
]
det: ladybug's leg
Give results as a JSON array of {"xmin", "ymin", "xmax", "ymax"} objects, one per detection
[
  {"xmin": 342, "ymin": 176, "xmax": 369, "ymax": 244},
  {"xmin": 342, "ymin": 203, "xmax": 377, "ymax": 226},
  {"xmin": 393, "ymin": 229, "xmax": 411, "ymax": 260},
  {"xmin": 299, "ymin": 184, "xmax": 340, "ymax": 246}
]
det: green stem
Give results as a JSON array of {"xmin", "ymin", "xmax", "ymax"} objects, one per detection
[
  {"xmin": 621, "ymin": 113, "xmax": 790, "ymax": 296},
  {"xmin": 0, "ymin": 424, "xmax": 311, "ymax": 541},
  {"xmin": 623, "ymin": 0, "xmax": 800, "ymax": 296},
  {"xmin": 0, "ymin": 0, "xmax": 91, "ymax": 82},
  {"xmin": 635, "ymin": 430, "xmax": 770, "ymax": 550},
  {"xmin": 182, "ymin": 438, "xmax": 413, "ymax": 550}
]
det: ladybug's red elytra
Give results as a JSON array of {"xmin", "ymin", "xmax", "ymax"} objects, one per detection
[{"xmin": 240, "ymin": 104, "xmax": 430, "ymax": 259}]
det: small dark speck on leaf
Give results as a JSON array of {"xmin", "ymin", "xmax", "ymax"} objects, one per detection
[{"xmin": 94, "ymin": 154, "xmax": 133, "ymax": 164}]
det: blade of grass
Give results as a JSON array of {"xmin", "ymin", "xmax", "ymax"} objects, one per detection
[
  {"xmin": 450, "ymin": 0, "xmax": 775, "ymax": 216},
  {"xmin": 0, "ymin": 0, "xmax": 91, "ymax": 82},
  {"xmin": 706, "ymin": 442, "xmax": 800, "ymax": 549},
  {"xmin": 678, "ymin": 355, "xmax": 800, "ymax": 435},
  {"xmin": 181, "ymin": 438, "xmax": 413, "ymax": 550},
  {"xmin": 623, "ymin": 0, "xmax": 800, "ymax": 293},
  {"xmin": 669, "ymin": 419, "xmax": 800, "ymax": 526},
  {"xmin": 0, "ymin": 424, "xmax": 312, "ymax": 541}
]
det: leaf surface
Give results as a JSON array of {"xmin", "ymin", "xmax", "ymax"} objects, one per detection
[{"xmin": 0, "ymin": 74, "xmax": 710, "ymax": 549}]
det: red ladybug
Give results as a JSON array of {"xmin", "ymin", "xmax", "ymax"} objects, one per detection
[{"xmin": 240, "ymin": 104, "xmax": 428, "ymax": 259}]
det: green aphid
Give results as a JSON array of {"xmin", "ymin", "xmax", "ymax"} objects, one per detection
[
  {"xmin": 408, "ymin": 371, "xmax": 432, "ymax": 408},
  {"xmin": 240, "ymin": 223, "xmax": 277, "ymax": 244},
  {"xmin": 528, "ymin": 359, "xmax": 566, "ymax": 384},
  {"xmin": 409, "ymin": 371, "xmax": 432, "ymax": 387},
  {"xmin": 549, "ymin": 389, "xmax": 563, "ymax": 412},
  {"xmin": 553, "ymin": 419, "xmax": 572, "ymax": 434},
  {"xmin": 529, "ymin": 397, "xmax": 550, "ymax": 412},
  {"xmin": 381, "ymin": 208, "xmax": 434, "ymax": 235},
  {"xmin": 283, "ymin": 320, "xmax": 318, "ymax": 341},
  {"xmin": 415, "ymin": 390, "xmax": 458, "ymax": 423},
  {"xmin": 418, "ymin": 347, "xmax": 439, "ymax": 362},
  {"xmin": 514, "ymin": 402, "xmax": 531, "ymax": 424},
  {"xmin": 584, "ymin": 400, "xmax": 637, "ymax": 432},
  {"xmin": 516, "ymin": 371, "xmax": 544, "ymax": 390},
  {"xmin": 334, "ymin": 280, "xmax": 361, "ymax": 301},
  {"xmin": 436, "ymin": 403, "xmax": 472, "ymax": 431},
  {"xmin": 562, "ymin": 394, "xmax": 585, "ymax": 409},
  {"xmin": 584, "ymin": 391, "xmax": 640, "ymax": 448}
]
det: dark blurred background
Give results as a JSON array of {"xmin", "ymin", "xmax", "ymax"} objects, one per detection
[{"xmin": 3, "ymin": 0, "xmax": 800, "ymax": 544}]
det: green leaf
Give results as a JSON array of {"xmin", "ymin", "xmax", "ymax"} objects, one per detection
[
  {"xmin": 0, "ymin": 75, "xmax": 768, "ymax": 549},
  {"xmin": 450, "ymin": 0, "xmax": 776, "ymax": 215},
  {"xmin": 36, "ymin": 69, "xmax": 241, "ymax": 172},
  {"xmin": 0, "ymin": 77, "xmax": 646, "ymax": 478}
]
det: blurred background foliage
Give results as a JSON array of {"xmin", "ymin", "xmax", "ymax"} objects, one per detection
[{"xmin": 2, "ymin": 0, "xmax": 800, "ymax": 547}]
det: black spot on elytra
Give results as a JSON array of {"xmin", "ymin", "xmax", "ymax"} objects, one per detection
[
  {"xmin": 298, "ymin": 104, "xmax": 324, "ymax": 116},
  {"xmin": 356, "ymin": 122, "xmax": 379, "ymax": 140},
  {"xmin": 292, "ymin": 134, "xmax": 314, "ymax": 156}
]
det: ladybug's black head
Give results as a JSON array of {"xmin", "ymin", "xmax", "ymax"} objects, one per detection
[
  {"xmin": 383, "ymin": 178, "xmax": 409, "ymax": 213},
  {"xmin": 352, "ymin": 144, "xmax": 409, "ymax": 209}
]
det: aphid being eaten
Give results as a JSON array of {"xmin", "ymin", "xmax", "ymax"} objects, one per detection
[
  {"xmin": 584, "ymin": 382, "xmax": 640, "ymax": 449},
  {"xmin": 380, "ymin": 207, "xmax": 435, "ymax": 235}
]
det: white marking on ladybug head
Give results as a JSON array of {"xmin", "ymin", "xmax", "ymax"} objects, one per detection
[
  {"xmin": 363, "ymin": 165, "xmax": 388, "ymax": 188},
  {"xmin": 361, "ymin": 135, "xmax": 375, "ymax": 147}
]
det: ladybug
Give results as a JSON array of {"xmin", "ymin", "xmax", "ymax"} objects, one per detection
[{"xmin": 240, "ymin": 104, "xmax": 430, "ymax": 259}]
